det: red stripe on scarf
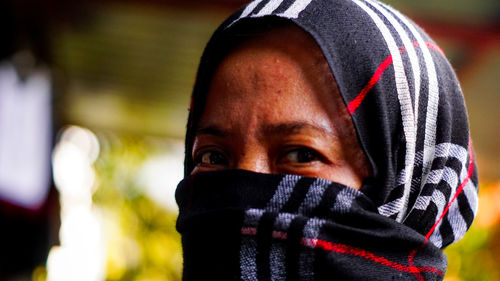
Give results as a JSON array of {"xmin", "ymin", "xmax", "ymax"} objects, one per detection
[
  {"xmin": 240, "ymin": 227, "xmax": 444, "ymax": 277},
  {"xmin": 348, "ymin": 41, "xmax": 443, "ymax": 115},
  {"xmin": 408, "ymin": 138, "xmax": 475, "ymax": 281},
  {"xmin": 425, "ymin": 142, "xmax": 475, "ymax": 240},
  {"xmin": 347, "ymin": 55, "xmax": 393, "ymax": 114},
  {"xmin": 312, "ymin": 239, "xmax": 443, "ymax": 275}
]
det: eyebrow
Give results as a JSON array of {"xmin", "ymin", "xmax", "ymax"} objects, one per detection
[
  {"xmin": 261, "ymin": 122, "xmax": 334, "ymax": 138},
  {"xmin": 195, "ymin": 125, "xmax": 231, "ymax": 137},
  {"xmin": 195, "ymin": 122, "xmax": 334, "ymax": 138}
]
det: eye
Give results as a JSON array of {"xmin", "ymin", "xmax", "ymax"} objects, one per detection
[
  {"xmin": 280, "ymin": 147, "xmax": 321, "ymax": 164},
  {"xmin": 195, "ymin": 150, "xmax": 229, "ymax": 166}
]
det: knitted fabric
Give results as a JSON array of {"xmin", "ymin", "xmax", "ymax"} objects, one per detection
[
  {"xmin": 177, "ymin": 0, "xmax": 479, "ymax": 280},
  {"xmin": 177, "ymin": 170, "xmax": 446, "ymax": 280}
]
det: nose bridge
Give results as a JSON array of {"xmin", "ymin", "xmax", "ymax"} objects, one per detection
[
  {"xmin": 231, "ymin": 114, "xmax": 271, "ymax": 174},
  {"xmin": 235, "ymin": 149, "xmax": 270, "ymax": 174}
]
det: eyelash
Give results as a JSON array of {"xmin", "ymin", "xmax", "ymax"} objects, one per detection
[
  {"xmin": 278, "ymin": 147, "xmax": 322, "ymax": 164},
  {"xmin": 193, "ymin": 146, "xmax": 324, "ymax": 168},
  {"xmin": 194, "ymin": 149, "xmax": 229, "ymax": 167}
]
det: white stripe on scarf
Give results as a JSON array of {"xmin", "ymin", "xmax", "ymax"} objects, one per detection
[
  {"xmin": 380, "ymin": 2, "xmax": 441, "ymax": 215},
  {"xmin": 352, "ymin": 0, "xmax": 416, "ymax": 222}
]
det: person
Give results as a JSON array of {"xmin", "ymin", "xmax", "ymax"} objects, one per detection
[{"xmin": 175, "ymin": 0, "xmax": 479, "ymax": 280}]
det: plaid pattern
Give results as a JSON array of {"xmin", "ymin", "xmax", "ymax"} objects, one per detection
[
  {"xmin": 176, "ymin": 170, "xmax": 446, "ymax": 280},
  {"xmin": 238, "ymin": 175, "xmax": 364, "ymax": 280},
  {"xmin": 178, "ymin": 0, "xmax": 478, "ymax": 279}
]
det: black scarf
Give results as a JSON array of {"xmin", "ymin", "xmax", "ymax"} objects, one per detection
[
  {"xmin": 177, "ymin": 0, "xmax": 479, "ymax": 280},
  {"xmin": 177, "ymin": 170, "xmax": 447, "ymax": 280}
]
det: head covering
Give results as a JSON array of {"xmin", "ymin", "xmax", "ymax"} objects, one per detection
[{"xmin": 176, "ymin": 0, "xmax": 479, "ymax": 280}]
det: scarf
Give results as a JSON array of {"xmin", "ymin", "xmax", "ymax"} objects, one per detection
[{"xmin": 177, "ymin": 0, "xmax": 479, "ymax": 280}]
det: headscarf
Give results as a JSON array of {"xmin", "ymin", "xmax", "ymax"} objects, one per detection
[{"xmin": 176, "ymin": 0, "xmax": 479, "ymax": 280}]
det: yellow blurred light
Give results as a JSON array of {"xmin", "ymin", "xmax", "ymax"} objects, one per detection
[
  {"xmin": 104, "ymin": 209, "xmax": 142, "ymax": 280},
  {"xmin": 476, "ymin": 182, "xmax": 500, "ymax": 228},
  {"xmin": 136, "ymin": 142, "xmax": 184, "ymax": 211},
  {"xmin": 32, "ymin": 265, "xmax": 48, "ymax": 281},
  {"xmin": 48, "ymin": 125, "xmax": 106, "ymax": 281}
]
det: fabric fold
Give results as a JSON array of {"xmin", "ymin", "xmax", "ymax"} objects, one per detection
[{"xmin": 177, "ymin": 170, "xmax": 446, "ymax": 281}]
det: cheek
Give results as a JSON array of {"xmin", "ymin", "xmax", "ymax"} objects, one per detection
[
  {"xmin": 321, "ymin": 165, "xmax": 365, "ymax": 190},
  {"xmin": 338, "ymin": 138, "xmax": 371, "ymax": 186}
]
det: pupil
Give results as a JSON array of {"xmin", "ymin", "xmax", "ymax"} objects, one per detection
[
  {"xmin": 210, "ymin": 152, "xmax": 226, "ymax": 165},
  {"xmin": 297, "ymin": 150, "xmax": 315, "ymax": 163}
]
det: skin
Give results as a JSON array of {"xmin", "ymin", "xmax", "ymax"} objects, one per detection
[{"xmin": 191, "ymin": 25, "xmax": 370, "ymax": 189}]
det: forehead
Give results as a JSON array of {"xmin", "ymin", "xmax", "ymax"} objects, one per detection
[{"xmin": 199, "ymin": 24, "xmax": 353, "ymax": 138}]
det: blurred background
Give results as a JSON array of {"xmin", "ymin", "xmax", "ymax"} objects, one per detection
[{"xmin": 0, "ymin": 0, "xmax": 498, "ymax": 280}]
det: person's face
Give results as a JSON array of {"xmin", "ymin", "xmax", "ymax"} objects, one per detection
[{"xmin": 191, "ymin": 26, "xmax": 370, "ymax": 189}]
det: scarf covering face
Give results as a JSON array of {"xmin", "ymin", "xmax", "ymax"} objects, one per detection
[{"xmin": 176, "ymin": 0, "xmax": 479, "ymax": 280}]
